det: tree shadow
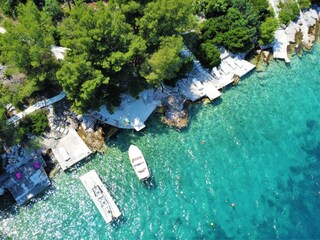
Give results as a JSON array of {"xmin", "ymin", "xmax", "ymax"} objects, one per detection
[
  {"xmin": 106, "ymin": 112, "xmax": 173, "ymax": 153},
  {"xmin": 0, "ymin": 191, "xmax": 16, "ymax": 212},
  {"xmin": 64, "ymin": 152, "xmax": 98, "ymax": 173},
  {"xmin": 0, "ymin": 184, "xmax": 56, "ymax": 220}
]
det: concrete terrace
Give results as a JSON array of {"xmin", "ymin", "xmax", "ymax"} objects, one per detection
[
  {"xmin": 52, "ymin": 129, "xmax": 92, "ymax": 170},
  {"xmin": 91, "ymin": 49, "xmax": 255, "ymax": 131},
  {"xmin": 92, "ymin": 89, "xmax": 161, "ymax": 131},
  {"xmin": 273, "ymin": 29, "xmax": 290, "ymax": 63},
  {"xmin": 170, "ymin": 49, "xmax": 255, "ymax": 102}
]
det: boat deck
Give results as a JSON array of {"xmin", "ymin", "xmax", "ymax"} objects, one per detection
[
  {"xmin": 129, "ymin": 145, "xmax": 150, "ymax": 181},
  {"xmin": 80, "ymin": 170, "xmax": 121, "ymax": 223}
]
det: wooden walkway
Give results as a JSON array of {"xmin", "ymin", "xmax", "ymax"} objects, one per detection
[{"xmin": 8, "ymin": 92, "xmax": 66, "ymax": 124}]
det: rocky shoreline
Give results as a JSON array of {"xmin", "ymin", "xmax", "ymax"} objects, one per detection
[
  {"xmin": 272, "ymin": 7, "xmax": 320, "ymax": 62},
  {"xmin": 162, "ymin": 7, "xmax": 320, "ymax": 128},
  {"xmin": 2, "ymin": 6, "xmax": 320, "ymax": 178},
  {"xmin": 164, "ymin": 8, "xmax": 320, "ymax": 128},
  {"xmin": 35, "ymin": 6, "xmax": 320, "ymax": 164}
]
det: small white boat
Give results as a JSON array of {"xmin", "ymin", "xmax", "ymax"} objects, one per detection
[{"xmin": 128, "ymin": 145, "xmax": 150, "ymax": 181}]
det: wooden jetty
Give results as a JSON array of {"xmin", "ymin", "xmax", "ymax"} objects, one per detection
[
  {"xmin": 80, "ymin": 170, "xmax": 121, "ymax": 223},
  {"xmin": 52, "ymin": 129, "xmax": 92, "ymax": 171}
]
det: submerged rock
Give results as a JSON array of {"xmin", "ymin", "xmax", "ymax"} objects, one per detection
[{"xmin": 306, "ymin": 119, "xmax": 317, "ymax": 129}]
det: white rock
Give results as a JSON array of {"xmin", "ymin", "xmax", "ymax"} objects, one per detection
[
  {"xmin": 76, "ymin": 115, "xmax": 83, "ymax": 122},
  {"xmin": 263, "ymin": 51, "xmax": 270, "ymax": 59},
  {"xmin": 273, "ymin": 29, "xmax": 290, "ymax": 63},
  {"xmin": 0, "ymin": 27, "xmax": 6, "ymax": 34},
  {"xmin": 285, "ymin": 22, "xmax": 300, "ymax": 43},
  {"xmin": 310, "ymin": 9, "xmax": 319, "ymax": 21},
  {"xmin": 304, "ymin": 11, "xmax": 317, "ymax": 27},
  {"xmin": 6, "ymin": 103, "xmax": 14, "ymax": 111},
  {"xmin": 51, "ymin": 45, "xmax": 69, "ymax": 60}
]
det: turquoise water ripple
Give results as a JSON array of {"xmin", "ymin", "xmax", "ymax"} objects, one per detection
[{"xmin": 1, "ymin": 45, "xmax": 320, "ymax": 239}]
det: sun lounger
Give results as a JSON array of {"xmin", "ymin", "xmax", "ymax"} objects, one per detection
[
  {"xmin": 212, "ymin": 67, "xmax": 222, "ymax": 79},
  {"xmin": 192, "ymin": 78, "xmax": 204, "ymax": 91}
]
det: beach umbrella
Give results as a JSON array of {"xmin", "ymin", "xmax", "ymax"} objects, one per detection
[
  {"xmin": 15, "ymin": 172, "xmax": 22, "ymax": 179},
  {"xmin": 33, "ymin": 162, "xmax": 40, "ymax": 169}
]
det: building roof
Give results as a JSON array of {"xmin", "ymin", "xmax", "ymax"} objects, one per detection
[
  {"xmin": 0, "ymin": 145, "xmax": 51, "ymax": 205},
  {"xmin": 52, "ymin": 129, "xmax": 92, "ymax": 171}
]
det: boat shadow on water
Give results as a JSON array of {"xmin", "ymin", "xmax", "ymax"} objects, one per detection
[
  {"xmin": 143, "ymin": 176, "xmax": 157, "ymax": 190},
  {"xmin": 110, "ymin": 214, "xmax": 127, "ymax": 228},
  {"xmin": 0, "ymin": 184, "xmax": 57, "ymax": 219}
]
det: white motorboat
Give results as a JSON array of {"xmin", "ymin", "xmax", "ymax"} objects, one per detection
[{"xmin": 128, "ymin": 145, "xmax": 150, "ymax": 181}]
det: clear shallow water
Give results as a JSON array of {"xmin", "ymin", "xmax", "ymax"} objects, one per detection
[{"xmin": 1, "ymin": 46, "xmax": 320, "ymax": 239}]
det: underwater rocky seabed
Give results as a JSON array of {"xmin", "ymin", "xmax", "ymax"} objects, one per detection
[{"xmin": 1, "ymin": 44, "xmax": 320, "ymax": 239}]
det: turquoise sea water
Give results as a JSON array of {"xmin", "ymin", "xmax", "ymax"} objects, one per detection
[{"xmin": 1, "ymin": 45, "xmax": 320, "ymax": 239}]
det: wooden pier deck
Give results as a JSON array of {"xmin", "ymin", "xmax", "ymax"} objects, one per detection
[
  {"xmin": 80, "ymin": 170, "xmax": 121, "ymax": 223},
  {"xmin": 52, "ymin": 129, "xmax": 92, "ymax": 171}
]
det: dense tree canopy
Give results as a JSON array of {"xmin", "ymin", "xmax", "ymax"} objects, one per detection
[
  {"xmin": 199, "ymin": 0, "xmax": 274, "ymax": 53},
  {"xmin": 0, "ymin": 0, "xmax": 317, "ymax": 118},
  {"xmin": 0, "ymin": 0, "xmax": 25, "ymax": 16},
  {"xmin": 18, "ymin": 109, "xmax": 49, "ymax": 137},
  {"xmin": 199, "ymin": 41, "xmax": 221, "ymax": 68},
  {"xmin": 0, "ymin": 106, "xmax": 18, "ymax": 151},
  {"xmin": 57, "ymin": 2, "xmax": 147, "ymax": 112},
  {"xmin": 0, "ymin": 0, "xmax": 50, "ymax": 16},
  {"xmin": 140, "ymin": 35, "xmax": 186, "ymax": 86},
  {"xmin": 279, "ymin": 0, "xmax": 300, "ymax": 25},
  {"xmin": 44, "ymin": 0, "xmax": 64, "ymax": 24},
  {"xmin": 203, "ymin": 0, "xmax": 231, "ymax": 17},
  {"xmin": 259, "ymin": 17, "xmax": 279, "ymax": 45},
  {"xmin": 57, "ymin": 0, "xmax": 194, "ymax": 112},
  {"xmin": 298, "ymin": 0, "xmax": 311, "ymax": 9},
  {"xmin": 138, "ymin": 0, "xmax": 195, "ymax": 48},
  {"xmin": 0, "ymin": 1, "xmax": 59, "ymax": 105}
]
